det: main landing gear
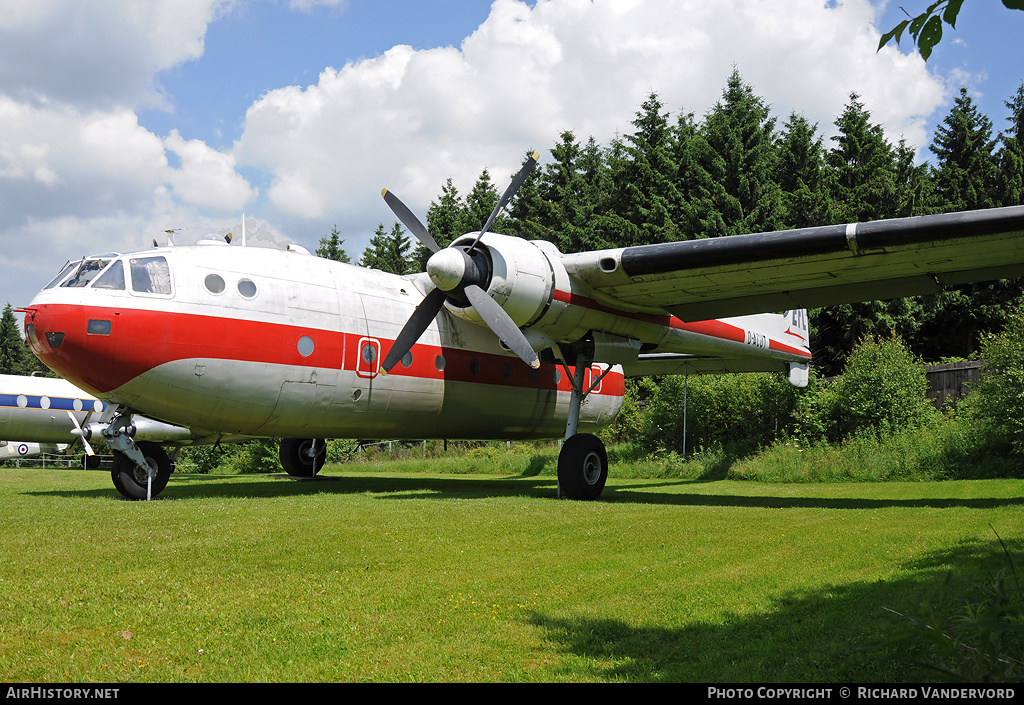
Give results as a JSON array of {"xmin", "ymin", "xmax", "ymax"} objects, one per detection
[
  {"xmin": 279, "ymin": 437, "xmax": 327, "ymax": 478},
  {"xmin": 556, "ymin": 347, "xmax": 613, "ymax": 501}
]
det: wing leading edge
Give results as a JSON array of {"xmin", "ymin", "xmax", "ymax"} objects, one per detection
[{"xmin": 562, "ymin": 205, "xmax": 1024, "ymax": 321}]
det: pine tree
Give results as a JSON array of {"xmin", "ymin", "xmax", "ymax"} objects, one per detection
[
  {"xmin": 996, "ymin": 82, "xmax": 1024, "ymax": 207},
  {"xmin": 689, "ymin": 70, "xmax": 784, "ymax": 237},
  {"xmin": 462, "ymin": 168, "xmax": 503, "ymax": 233},
  {"xmin": 597, "ymin": 92, "xmax": 681, "ymax": 247},
  {"xmin": 411, "ymin": 177, "xmax": 465, "ymax": 271},
  {"xmin": 826, "ymin": 93, "xmax": 899, "ymax": 224},
  {"xmin": 314, "ymin": 225, "xmax": 351, "ymax": 263},
  {"xmin": 360, "ymin": 223, "xmax": 414, "ymax": 275},
  {"xmin": 504, "ymin": 152, "xmax": 547, "ymax": 243},
  {"xmin": 776, "ymin": 113, "xmax": 829, "ymax": 229},
  {"xmin": 0, "ymin": 303, "xmax": 31, "ymax": 376},
  {"xmin": 812, "ymin": 94, "xmax": 913, "ymax": 373},
  {"xmin": 929, "ymin": 87, "xmax": 997, "ymax": 212}
]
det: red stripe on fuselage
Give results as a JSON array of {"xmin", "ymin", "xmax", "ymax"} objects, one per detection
[{"xmin": 27, "ymin": 303, "xmax": 624, "ymax": 398}]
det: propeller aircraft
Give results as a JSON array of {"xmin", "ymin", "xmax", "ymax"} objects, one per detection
[
  {"xmin": 0, "ymin": 372, "xmax": 254, "ymax": 497},
  {"xmin": 20, "ymin": 153, "xmax": 1024, "ymax": 500}
]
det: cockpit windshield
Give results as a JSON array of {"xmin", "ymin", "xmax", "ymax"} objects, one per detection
[
  {"xmin": 59, "ymin": 258, "xmax": 115, "ymax": 288},
  {"xmin": 43, "ymin": 261, "xmax": 79, "ymax": 290}
]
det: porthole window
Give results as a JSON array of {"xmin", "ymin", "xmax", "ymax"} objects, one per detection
[
  {"xmin": 553, "ymin": 368, "xmax": 561, "ymax": 384},
  {"xmin": 361, "ymin": 342, "xmax": 377, "ymax": 365},
  {"xmin": 297, "ymin": 335, "xmax": 315, "ymax": 357},
  {"xmin": 435, "ymin": 354, "xmax": 446, "ymax": 371},
  {"xmin": 238, "ymin": 278, "xmax": 257, "ymax": 299},
  {"xmin": 401, "ymin": 351, "xmax": 413, "ymax": 368},
  {"xmin": 469, "ymin": 359, "xmax": 480, "ymax": 375},
  {"xmin": 204, "ymin": 274, "xmax": 226, "ymax": 294}
]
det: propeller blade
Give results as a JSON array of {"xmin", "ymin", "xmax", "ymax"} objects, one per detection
[
  {"xmin": 382, "ymin": 188, "xmax": 440, "ymax": 254},
  {"xmin": 468, "ymin": 152, "xmax": 539, "ymax": 252},
  {"xmin": 67, "ymin": 411, "xmax": 95, "ymax": 456},
  {"xmin": 381, "ymin": 287, "xmax": 448, "ymax": 373},
  {"xmin": 463, "ymin": 284, "xmax": 540, "ymax": 369}
]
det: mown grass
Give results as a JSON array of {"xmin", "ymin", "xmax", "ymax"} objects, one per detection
[{"xmin": 1, "ymin": 458, "xmax": 1021, "ymax": 683}]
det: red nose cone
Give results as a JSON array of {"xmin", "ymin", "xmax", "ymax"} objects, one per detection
[{"xmin": 22, "ymin": 303, "xmax": 128, "ymax": 396}]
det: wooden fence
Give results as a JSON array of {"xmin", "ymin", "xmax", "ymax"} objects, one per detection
[{"xmin": 925, "ymin": 360, "xmax": 983, "ymax": 408}]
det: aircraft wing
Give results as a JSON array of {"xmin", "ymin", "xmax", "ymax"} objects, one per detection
[{"xmin": 561, "ymin": 205, "xmax": 1024, "ymax": 321}]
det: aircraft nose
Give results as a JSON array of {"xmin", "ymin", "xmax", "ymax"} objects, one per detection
[{"xmin": 23, "ymin": 305, "xmax": 66, "ymax": 362}]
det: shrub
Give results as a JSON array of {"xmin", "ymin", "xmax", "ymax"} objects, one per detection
[
  {"xmin": 971, "ymin": 301, "xmax": 1024, "ymax": 455},
  {"xmin": 630, "ymin": 372, "xmax": 799, "ymax": 455},
  {"xmin": 796, "ymin": 336, "xmax": 937, "ymax": 444}
]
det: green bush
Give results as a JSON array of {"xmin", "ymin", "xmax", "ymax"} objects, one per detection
[
  {"xmin": 796, "ymin": 336, "xmax": 937, "ymax": 444},
  {"xmin": 971, "ymin": 301, "xmax": 1024, "ymax": 455},
  {"xmin": 624, "ymin": 372, "xmax": 799, "ymax": 456}
]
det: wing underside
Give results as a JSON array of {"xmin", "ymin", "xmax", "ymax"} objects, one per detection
[{"xmin": 562, "ymin": 206, "xmax": 1024, "ymax": 321}]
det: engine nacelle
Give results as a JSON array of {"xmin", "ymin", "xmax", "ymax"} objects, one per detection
[{"xmin": 445, "ymin": 232, "xmax": 560, "ymax": 328}]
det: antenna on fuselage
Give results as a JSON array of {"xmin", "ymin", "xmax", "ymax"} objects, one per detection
[{"xmin": 241, "ymin": 212, "xmax": 247, "ymax": 247}]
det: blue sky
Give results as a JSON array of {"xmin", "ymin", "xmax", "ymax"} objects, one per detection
[{"xmin": 2, "ymin": 0, "xmax": 1023, "ymax": 312}]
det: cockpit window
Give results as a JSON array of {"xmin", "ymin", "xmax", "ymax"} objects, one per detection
[
  {"xmin": 130, "ymin": 256, "xmax": 173, "ymax": 296},
  {"xmin": 60, "ymin": 259, "xmax": 112, "ymax": 288},
  {"xmin": 92, "ymin": 259, "xmax": 126, "ymax": 290},
  {"xmin": 44, "ymin": 261, "xmax": 79, "ymax": 290}
]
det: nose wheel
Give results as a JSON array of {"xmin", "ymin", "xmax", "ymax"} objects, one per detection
[{"xmin": 111, "ymin": 441, "xmax": 172, "ymax": 500}]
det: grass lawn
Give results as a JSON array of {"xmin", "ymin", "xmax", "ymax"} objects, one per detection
[{"xmin": 1, "ymin": 464, "xmax": 1020, "ymax": 682}]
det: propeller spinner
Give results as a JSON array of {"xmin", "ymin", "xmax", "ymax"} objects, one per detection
[{"xmin": 381, "ymin": 152, "xmax": 541, "ymax": 373}]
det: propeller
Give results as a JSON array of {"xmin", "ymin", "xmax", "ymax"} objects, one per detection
[
  {"xmin": 380, "ymin": 152, "xmax": 541, "ymax": 373},
  {"xmin": 67, "ymin": 410, "xmax": 96, "ymax": 457}
]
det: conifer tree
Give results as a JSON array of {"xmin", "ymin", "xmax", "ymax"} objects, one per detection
[
  {"xmin": 825, "ymin": 93, "xmax": 899, "ymax": 224},
  {"xmin": 929, "ymin": 87, "xmax": 997, "ymax": 212},
  {"xmin": 462, "ymin": 168, "xmax": 504, "ymax": 233},
  {"xmin": 996, "ymin": 82, "xmax": 1024, "ymax": 207},
  {"xmin": 412, "ymin": 177, "xmax": 465, "ymax": 271},
  {"xmin": 314, "ymin": 225, "xmax": 351, "ymax": 263},
  {"xmin": 597, "ymin": 92, "xmax": 681, "ymax": 247},
  {"xmin": 689, "ymin": 70, "xmax": 784, "ymax": 237},
  {"xmin": 0, "ymin": 303, "xmax": 31, "ymax": 376},
  {"xmin": 919, "ymin": 87, "xmax": 1018, "ymax": 359},
  {"xmin": 776, "ymin": 113, "xmax": 829, "ymax": 229},
  {"xmin": 360, "ymin": 222, "xmax": 414, "ymax": 275}
]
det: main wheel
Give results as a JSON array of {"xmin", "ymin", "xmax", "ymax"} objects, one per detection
[
  {"xmin": 111, "ymin": 441, "xmax": 172, "ymax": 500},
  {"xmin": 279, "ymin": 438, "xmax": 326, "ymax": 477},
  {"xmin": 557, "ymin": 433, "xmax": 608, "ymax": 500}
]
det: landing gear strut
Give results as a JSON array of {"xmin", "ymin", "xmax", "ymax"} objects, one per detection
[
  {"xmin": 280, "ymin": 437, "xmax": 326, "ymax": 477},
  {"xmin": 557, "ymin": 346, "xmax": 613, "ymax": 501}
]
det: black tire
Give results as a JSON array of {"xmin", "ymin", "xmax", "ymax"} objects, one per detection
[
  {"xmin": 111, "ymin": 441, "xmax": 172, "ymax": 500},
  {"xmin": 557, "ymin": 433, "xmax": 608, "ymax": 500},
  {"xmin": 279, "ymin": 438, "xmax": 326, "ymax": 477}
]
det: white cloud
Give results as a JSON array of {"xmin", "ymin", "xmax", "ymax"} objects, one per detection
[
  {"xmin": 1, "ymin": 0, "xmax": 955, "ymax": 311},
  {"xmin": 0, "ymin": 0, "xmax": 229, "ymax": 111},
  {"xmin": 233, "ymin": 0, "xmax": 946, "ymax": 247},
  {"xmin": 0, "ymin": 0, "xmax": 248, "ymax": 309},
  {"xmin": 165, "ymin": 130, "xmax": 256, "ymax": 212}
]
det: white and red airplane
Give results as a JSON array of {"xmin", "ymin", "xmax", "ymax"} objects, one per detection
[{"xmin": 19, "ymin": 154, "xmax": 1024, "ymax": 500}]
